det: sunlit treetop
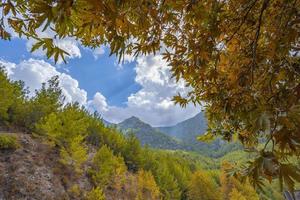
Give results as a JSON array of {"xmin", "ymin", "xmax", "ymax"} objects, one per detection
[{"xmin": 1, "ymin": 0, "xmax": 300, "ymax": 192}]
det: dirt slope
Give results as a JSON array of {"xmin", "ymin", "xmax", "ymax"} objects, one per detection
[{"xmin": 0, "ymin": 132, "xmax": 91, "ymax": 200}]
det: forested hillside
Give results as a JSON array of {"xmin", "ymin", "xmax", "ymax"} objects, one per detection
[
  {"xmin": 157, "ymin": 113, "xmax": 242, "ymax": 157},
  {"xmin": 116, "ymin": 113, "xmax": 242, "ymax": 157},
  {"xmin": 117, "ymin": 116, "xmax": 185, "ymax": 150},
  {"xmin": 0, "ymin": 65, "xmax": 285, "ymax": 200},
  {"xmin": 157, "ymin": 113, "xmax": 207, "ymax": 140}
]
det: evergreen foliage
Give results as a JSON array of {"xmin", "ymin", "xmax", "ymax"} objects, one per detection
[
  {"xmin": 0, "ymin": 134, "xmax": 19, "ymax": 150},
  {"xmin": 187, "ymin": 170, "xmax": 220, "ymax": 200},
  {"xmin": 136, "ymin": 170, "xmax": 161, "ymax": 200},
  {"xmin": 89, "ymin": 145, "xmax": 126, "ymax": 189},
  {"xmin": 86, "ymin": 187, "xmax": 105, "ymax": 200},
  {"xmin": 0, "ymin": 68, "xmax": 290, "ymax": 199}
]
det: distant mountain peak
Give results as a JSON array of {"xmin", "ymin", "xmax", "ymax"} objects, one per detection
[
  {"xmin": 127, "ymin": 116, "xmax": 141, "ymax": 121},
  {"xmin": 157, "ymin": 112, "xmax": 207, "ymax": 140},
  {"xmin": 121, "ymin": 116, "xmax": 144, "ymax": 124},
  {"xmin": 117, "ymin": 115, "xmax": 184, "ymax": 150}
]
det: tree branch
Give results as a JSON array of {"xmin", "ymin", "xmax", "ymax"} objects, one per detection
[
  {"xmin": 225, "ymin": 0, "xmax": 258, "ymax": 44},
  {"xmin": 251, "ymin": 0, "xmax": 270, "ymax": 84}
]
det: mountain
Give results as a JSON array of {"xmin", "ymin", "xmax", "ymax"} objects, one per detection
[
  {"xmin": 157, "ymin": 112, "xmax": 242, "ymax": 157},
  {"xmin": 117, "ymin": 113, "xmax": 241, "ymax": 157},
  {"xmin": 156, "ymin": 112, "xmax": 218, "ymax": 154},
  {"xmin": 102, "ymin": 118, "xmax": 112, "ymax": 126},
  {"xmin": 118, "ymin": 116, "xmax": 188, "ymax": 150},
  {"xmin": 157, "ymin": 112, "xmax": 207, "ymax": 142}
]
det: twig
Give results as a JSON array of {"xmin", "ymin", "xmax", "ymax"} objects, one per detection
[
  {"xmin": 251, "ymin": 0, "xmax": 270, "ymax": 84},
  {"xmin": 225, "ymin": 0, "xmax": 258, "ymax": 44}
]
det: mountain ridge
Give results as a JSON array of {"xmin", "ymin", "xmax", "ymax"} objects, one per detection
[
  {"xmin": 117, "ymin": 116, "xmax": 186, "ymax": 150},
  {"xmin": 156, "ymin": 112, "xmax": 207, "ymax": 140},
  {"xmin": 116, "ymin": 113, "xmax": 241, "ymax": 157}
]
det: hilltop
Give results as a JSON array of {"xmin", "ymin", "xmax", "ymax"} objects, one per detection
[{"xmin": 117, "ymin": 116, "xmax": 186, "ymax": 150}]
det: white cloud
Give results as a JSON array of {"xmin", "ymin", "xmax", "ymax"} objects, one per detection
[
  {"xmin": 88, "ymin": 92, "xmax": 108, "ymax": 113},
  {"xmin": 114, "ymin": 53, "xmax": 136, "ymax": 69},
  {"xmin": 89, "ymin": 55, "xmax": 199, "ymax": 126},
  {"xmin": 0, "ymin": 54, "xmax": 198, "ymax": 126},
  {"xmin": 1, "ymin": 14, "xmax": 199, "ymax": 126},
  {"xmin": 55, "ymin": 39, "xmax": 81, "ymax": 61},
  {"xmin": 92, "ymin": 47, "xmax": 105, "ymax": 60},
  {"xmin": 0, "ymin": 59, "xmax": 87, "ymax": 105}
]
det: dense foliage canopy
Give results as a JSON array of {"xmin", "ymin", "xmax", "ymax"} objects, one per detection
[{"xmin": 1, "ymin": 0, "xmax": 300, "ymax": 192}]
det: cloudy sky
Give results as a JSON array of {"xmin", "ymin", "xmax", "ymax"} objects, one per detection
[{"xmin": 0, "ymin": 35, "xmax": 200, "ymax": 126}]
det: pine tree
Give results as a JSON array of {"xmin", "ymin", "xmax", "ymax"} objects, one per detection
[
  {"xmin": 86, "ymin": 187, "xmax": 106, "ymax": 200},
  {"xmin": 36, "ymin": 104, "xmax": 90, "ymax": 172},
  {"xmin": 122, "ymin": 133, "xmax": 143, "ymax": 172},
  {"xmin": 187, "ymin": 170, "xmax": 220, "ymax": 200},
  {"xmin": 229, "ymin": 188, "xmax": 247, "ymax": 200},
  {"xmin": 136, "ymin": 170, "xmax": 160, "ymax": 200},
  {"xmin": 60, "ymin": 135, "xmax": 87, "ymax": 174},
  {"xmin": 89, "ymin": 145, "xmax": 127, "ymax": 189},
  {"xmin": 23, "ymin": 76, "xmax": 64, "ymax": 131},
  {"xmin": 156, "ymin": 166, "xmax": 181, "ymax": 200},
  {"xmin": 0, "ymin": 67, "xmax": 25, "ymax": 126}
]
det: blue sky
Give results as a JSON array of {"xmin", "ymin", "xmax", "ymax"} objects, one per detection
[
  {"xmin": 0, "ymin": 35, "xmax": 200, "ymax": 126},
  {"xmin": 0, "ymin": 39, "xmax": 140, "ymax": 107}
]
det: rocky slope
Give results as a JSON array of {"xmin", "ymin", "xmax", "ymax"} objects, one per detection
[
  {"xmin": 0, "ymin": 131, "xmax": 141, "ymax": 200},
  {"xmin": 0, "ymin": 131, "xmax": 93, "ymax": 200}
]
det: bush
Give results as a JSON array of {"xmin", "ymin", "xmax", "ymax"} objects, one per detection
[
  {"xmin": 86, "ymin": 187, "xmax": 105, "ymax": 200},
  {"xmin": 0, "ymin": 134, "xmax": 19, "ymax": 150}
]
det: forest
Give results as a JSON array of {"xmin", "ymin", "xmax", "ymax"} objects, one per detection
[{"xmin": 0, "ymin": 66, "xmax": 288, "ymax": 199}]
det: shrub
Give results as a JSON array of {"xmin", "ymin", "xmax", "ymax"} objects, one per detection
[
  {"xmin": 86, "ymin": 187, "xmax": 105, "ymax": 200},
  {"xmin": 69, "ymin": 184, "xmax": 81, "ymax": 198},
  {"xmin": 0, "ymin": 134, "xmax": 19, "ymax": 150}
]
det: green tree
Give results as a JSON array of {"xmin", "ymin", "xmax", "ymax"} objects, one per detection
[
  {"xmin": 89, "ymin": 145, "xmax": 127, "ymax": 189},
  {"xmin": 229, "ymin": 188, "xmax": 247, "ymax": 200},
  {"xmin": 86, "ymin": 116, "xmax": 127, "ymax": 154},
  {"xmin": 0, "ymin": 67, "xmax": 25, "ymax": 126},
  {"xmin": 156, "ymin": 166, "xmax": 182, "ymax": 200},
  {"xmin": 60, "ymin": 135, "xmax": 88, "ymax": 174},
  {"xmin": 187, "ymin": 170, "xmax": 220, "ymax": 200},
  {"xmin": 36, "ymin": 104, "xmax": 90, "ymax": 172},
  {"xmin": 136, "ymin": 170, "xmax": 161, "ymax": 200},
  {"xmin": 122, "ymin": 133, "xmax": 143, "ymax": 172},
  {"xmin": 0, "ymin": 68, "xmax": 14, "ymax": 122},
  {"xmin": 37, "ymin": 104, "xmax": 89, "ymax": 142},
  {"xmin": 22, "ymin": 76, "xmax": 64, "ymax": 131},
  {"xmin": 86, "ymin": 187, "xmax": 106, "ymax": 200}
]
